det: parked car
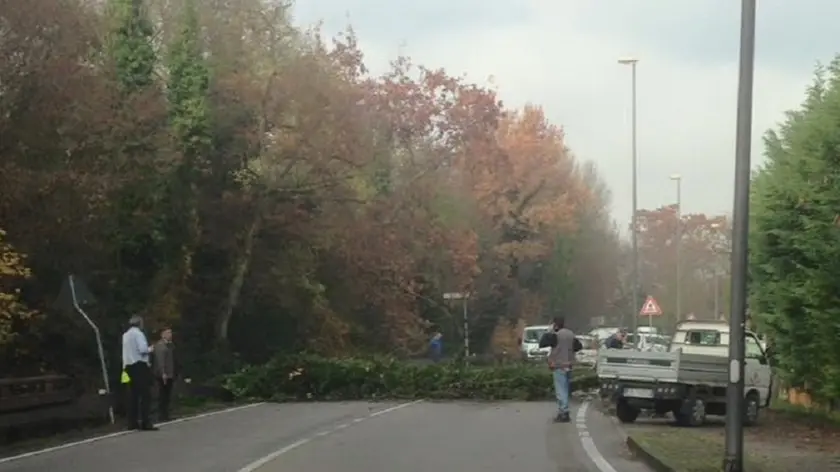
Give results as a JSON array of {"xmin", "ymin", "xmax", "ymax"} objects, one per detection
[
  {"xmin": 575, "ymin": 335, "xmax": 598, "ymax": 366},
  {"xmin": 518, "ymin": 324, "xmax": 551, "ymax": 360}
]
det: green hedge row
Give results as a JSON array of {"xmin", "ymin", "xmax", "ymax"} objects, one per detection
[{"xmin": 223, "ymin": 354, "xmax": 598, "ymax": 401}]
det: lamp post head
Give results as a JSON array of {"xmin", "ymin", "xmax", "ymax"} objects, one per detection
[
  {"xmin": 670, "ymin": 173, "xmax": 682, "ymax": 181},
  {"xmin": 618, "ymin": 57, "xmax": 639, "ymax": 65}
]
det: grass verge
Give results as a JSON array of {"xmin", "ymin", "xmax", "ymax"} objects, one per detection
[{"xmin": 627, "ymin": 429, "xmax": 783, "ymax": 472}]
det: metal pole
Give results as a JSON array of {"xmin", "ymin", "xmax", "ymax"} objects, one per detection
[
  {"xmin": 463, "ymin": 296, "xmax": 470, "ymax": 357},
  {"xmin": 675, "ymin": 178, "xmax": 682, "ymax": 322},
  {"xmin": 69, "ymin": 275, "xmax": 115, "ymax": 425},
  {"xmin": 630, "ymin": 61, "xmax": 639, "ymax": 344},
  {"xmin": 714, "ymin": 272, "xmax": 720, "ymax": 319},
  {"xmin": 724, "ymin": 0, "xmax": 756, "ymax": 470}
]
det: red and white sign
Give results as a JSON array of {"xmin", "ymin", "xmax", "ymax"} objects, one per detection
[{"xmin": 639, "ymin": 296, "xmax": 662, "ymax": 316}]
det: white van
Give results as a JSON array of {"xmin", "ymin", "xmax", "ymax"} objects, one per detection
[{"xmin": 518, "ymin": 325, "xmax": 551, "ymax": 360}]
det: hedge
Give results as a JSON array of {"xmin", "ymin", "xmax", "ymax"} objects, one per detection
[{"xmin": 223, "ymin": 354, "xmax": 598, "ymax": 401}]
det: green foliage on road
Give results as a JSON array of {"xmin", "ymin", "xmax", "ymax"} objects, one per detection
[
  {"xmin": 224, "ymin": 355, "xmax": 597, "ymax": 401},
  {"xmin": 750, "ymin": 57, "xmax": 840, "ymax": 403}
]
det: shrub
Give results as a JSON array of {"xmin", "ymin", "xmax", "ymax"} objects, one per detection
[{"xmin": 224, "ymin": 354, "xmax": 598, "ymax": 402}]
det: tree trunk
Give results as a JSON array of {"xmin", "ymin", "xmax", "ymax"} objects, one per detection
[{"xmin": 216, "ymin": 204, "xmax": 262, "ymax": 344}]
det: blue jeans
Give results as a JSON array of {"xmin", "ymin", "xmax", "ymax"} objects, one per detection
[{"xmin": 553, "ymin": 369, "xmax": 571, "ymax": 415}]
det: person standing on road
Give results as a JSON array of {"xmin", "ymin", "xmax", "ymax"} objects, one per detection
[
  {"xmin": 153, "ymin": 327, "xmax": 176, "ymax": 422},
  {"xmin": 122, "ymin": 315, "xmax": 157, "ymax": 431},
  {"xmin": 546, "ymin": 317, "xmax": 581, "ymax": 423}
]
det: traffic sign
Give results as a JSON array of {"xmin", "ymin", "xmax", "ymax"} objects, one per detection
[{"xmin": 639, "ymin": 296, "xmax": 662, "ymax": 316}]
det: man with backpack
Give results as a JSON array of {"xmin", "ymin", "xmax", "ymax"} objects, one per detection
[{"xmin": 539, "ymin": 317, "xmax": 582, "ymax": 423}]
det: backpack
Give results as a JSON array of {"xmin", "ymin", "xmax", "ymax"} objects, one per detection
[{"xmin": 538, "ymin": 331, "xmax": 557, "ymax": 349}]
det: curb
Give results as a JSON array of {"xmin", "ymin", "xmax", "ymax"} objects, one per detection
[{"xmin": 625, "ymin": 435, "xmax": 674, "ymax": 472}]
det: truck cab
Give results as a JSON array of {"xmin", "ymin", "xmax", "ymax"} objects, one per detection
[{"xmin": 597, "ymin": 320, "xmax": 773, "ymax": 427}]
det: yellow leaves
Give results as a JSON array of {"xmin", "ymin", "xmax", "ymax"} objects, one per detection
[{"xmin": 0, "ymin": 228, "xmax": 38, "ymax": 347}]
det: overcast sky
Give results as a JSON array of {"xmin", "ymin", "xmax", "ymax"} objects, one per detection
[{"xmin": 291, "ymin": 0, "xmax": 836, "ymax": 226}]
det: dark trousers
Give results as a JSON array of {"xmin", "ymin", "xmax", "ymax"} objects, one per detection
[
  {"xmin": 125, "ymin": 362, "xmax": 153, "ymax": 428},
  {"xmin": 156, "ymin": 377, "xmax": 173, "ymax": 421}
]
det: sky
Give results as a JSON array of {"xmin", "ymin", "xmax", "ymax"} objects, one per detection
[{"xmin": 291, "ymin": 0, "xmax": 838, "ymax": 226}]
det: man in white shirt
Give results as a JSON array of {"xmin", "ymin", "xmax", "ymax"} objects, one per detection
[{"xmin": 122, "ymin": 315, "xmax": 157, "ymax": 431}]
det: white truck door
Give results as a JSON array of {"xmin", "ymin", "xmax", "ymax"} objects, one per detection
[{"xmin": 745, "ymin": 333, "xmax": 771, "ymax": 404}]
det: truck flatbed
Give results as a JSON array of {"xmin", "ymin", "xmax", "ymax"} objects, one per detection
[{"xmin": 596, "ymin": 349, "xmax": 729, "ymax": 386}]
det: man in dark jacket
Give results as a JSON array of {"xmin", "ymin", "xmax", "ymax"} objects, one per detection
[
  {"xmin": 605, "ymin": 328, "xmax": 627, "ymax": 349},
  {"xmin": 153, "ymin": 327, "xmax": 176, "ymax": 422}
]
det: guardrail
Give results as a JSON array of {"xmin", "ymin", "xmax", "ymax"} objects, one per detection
[{"xmin": 0, "ymin": 375, "xmax": 78, "ymax": 414}]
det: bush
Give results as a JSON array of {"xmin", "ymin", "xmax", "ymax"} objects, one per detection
[{"xmin": 224, "ymin": 354, "xmax": 598, "ymax": 402}]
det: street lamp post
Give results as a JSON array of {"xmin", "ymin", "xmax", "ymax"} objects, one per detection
[
  {"xmin": 618, "ymin": 56, "xmax": 639, "ymax": 341},
  {"xmin": 724, "ymin": 0, "xmax": 757, "ymax": 471},
  {"xmin": 670, "ymin": 174, "xmax": 682, "ymax": 322}
]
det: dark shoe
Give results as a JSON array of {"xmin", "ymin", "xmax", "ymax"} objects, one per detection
[
  {"xmin": 127, "ymin": 425, "xmax": 140, "ymax": 431},
  {"xmin": 553, "ymin": 412, "xmax": 571, "ymax": 423},
  {"xmin": 140, "ymin": 425, "xmax": 159, "ymax": 431}
]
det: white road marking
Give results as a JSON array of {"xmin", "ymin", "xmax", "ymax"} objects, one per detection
[
  {"xmin": 0, "ymin": 402, "xmax": 265, "ymax": 465},
  {"xmin": 576, "ymin": 402, "xmax": 619, "ymax": 472},
  {"xmin": 235, "ymin": 400, "xmax": 422, "ymax": 472}
]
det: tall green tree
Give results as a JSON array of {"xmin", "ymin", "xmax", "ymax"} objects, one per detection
[
  {"xmin": 107, "ymin": 0, "xmax": 156, "ymax": 92},
  {"xmin": 751, "ymin": 58, "xmax": 840, "ymax": 402},
  {"xmin": 154, "ymin": 0, "xmax": 213, "ymax": 322},
  {"xmin": 104, "ymin": 0, "xmax": 174, "ymax": 321}
]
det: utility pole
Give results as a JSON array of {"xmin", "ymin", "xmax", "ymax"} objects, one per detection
[
  {"xmin": 443, "ymin": 292, "xmax": 471, "ymax": 357},
  {"xmin": 724, "ymin": 0, "xmax": 756, "ymax": 470}
]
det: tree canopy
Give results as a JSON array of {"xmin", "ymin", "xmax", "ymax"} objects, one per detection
[
  {"xmin": 0, "ymin": 0, "xmax": 622, "ymax": 377},
  {"xmin": 750, "ymin": 58, "xmax": 840, "ymax": 402}
]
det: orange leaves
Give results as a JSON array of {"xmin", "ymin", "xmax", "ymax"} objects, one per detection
[{"xmin": 462, "ymin": 105, "xmax": 585, "ymax": 265}]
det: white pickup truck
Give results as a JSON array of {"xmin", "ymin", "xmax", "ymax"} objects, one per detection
[{"xmin": 596, "ymin": 320, "xmax": 774, "ymax": 427}]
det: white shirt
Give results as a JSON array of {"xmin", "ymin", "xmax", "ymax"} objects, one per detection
[{"xmin": 122, "ymin": 326, "xmax": 151, "ymax": 367}]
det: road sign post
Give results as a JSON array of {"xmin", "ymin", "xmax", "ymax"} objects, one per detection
[
  {"xmin": 443, "ymin": 292, "xmax": 471, "ymax": 357},
  {"xmin": 638, "ymin": 295, "xmax": 663, "ymax": 334}
]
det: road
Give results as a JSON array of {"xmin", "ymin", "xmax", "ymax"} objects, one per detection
[{"xmin": 0, "ymin": 401, "xmax": 650, "ymax": 472}]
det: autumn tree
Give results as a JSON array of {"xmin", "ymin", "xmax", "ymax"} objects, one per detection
[
  {"xmin": 635, "ymin": 206, "xmax": 730, "ymax": 325},
  {"xmin": 0, "ymin": 0, "xmax": 623, "ymax": 377},
  {"xmin": 0, "ymin": 229, "xmax": 37, "ymax": 352}
]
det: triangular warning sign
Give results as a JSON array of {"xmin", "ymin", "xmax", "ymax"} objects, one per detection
[{"xmin": 639, "ymin": 296, "xmax": 662, "ymax": 316}]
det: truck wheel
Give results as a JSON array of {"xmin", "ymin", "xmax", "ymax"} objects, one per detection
[
  {"xmin": 616, "ymin": 399, "xmax": 640, "ymax": 424},
  {"xmin": 744, "ymin": 392, "xmax": 760, "ymax": 426},
  {"xmin": 674, "ymin": 398, "xmax": 706, "ymax": 427}
]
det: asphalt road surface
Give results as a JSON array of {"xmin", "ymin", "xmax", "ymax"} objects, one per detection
[{"xmin": 0, "ymin": 401, "xmax": 651, "ymax": 472}]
